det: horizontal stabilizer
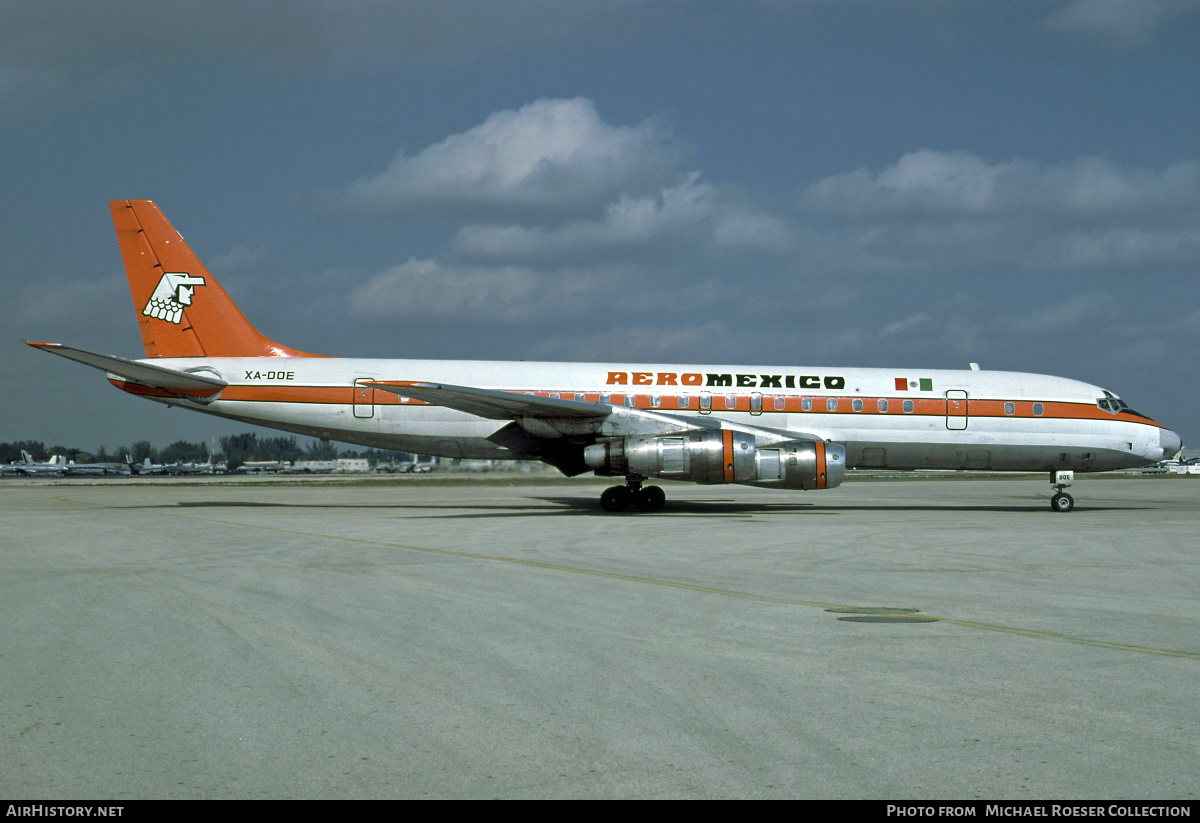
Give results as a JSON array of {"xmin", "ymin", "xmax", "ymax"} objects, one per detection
[{"xmin": 24, "ymin": 341, "xmax": 227, "ymax": 399}]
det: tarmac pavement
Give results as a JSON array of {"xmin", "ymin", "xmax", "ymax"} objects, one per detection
[{"xmin": 1, "ymin": 474, "xmax": 1196, "ymax": 798}]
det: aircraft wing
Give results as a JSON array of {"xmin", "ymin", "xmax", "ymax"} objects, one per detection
[
  {"xmin": 24, "ymin": 341, "xmax": 227, "ymax": 399},
  {"xmin": 367, "ymin": 380, "xmax": 614, "ymax": 420},
  {"xmin": 367, "ymin": 380, "xmax": 822, "ymax": 442}
]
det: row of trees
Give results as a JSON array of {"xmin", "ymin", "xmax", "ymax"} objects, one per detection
[{"xmin": 1, "ymin": 435, "xmax": 415, "ymax": 470}]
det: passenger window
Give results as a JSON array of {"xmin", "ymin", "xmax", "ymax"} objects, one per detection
[
  {"xmin": 624, "ymin": 395, "xmax": 636, "ymax": 407},
  {"xmin": 599, "ymin": 393, "xmax": 610, "ymax": 404},
  {"xmin": 903, "ymin": 400, "xmax": 914, "ymax": 413},
  {"xmin": 774, "ymin": 397, "xmax": 785, "ymax": 411},
  {"xmin": 852, "ymin": 399, "xmax": 863, "ymax": 412},
  {"xmin": 1004, "ymin": 402, "xmax": 1015, "ymax": 415},
  {"xmin": 1033, "ymin": 403, "xmax": 1043, "ymax": 416},
  {"xmin": 725, "ymin": 395, "xmax": 737, "ymax": 410},
  {"xmin": 700, "ymin": 394, "xmax": 711, "ymax": 410},
  {"xmin": 801, "ymin": 397, "xmax": 812, "ymax": 411},
  {"xmin": 826, "ymin": 397, "xmax": 838, "ymax": 412},
  {"xmin": 650, "ymin": 394, "xmax": 661, "ymax": 408},
  {"xmin": 574, "ymin": 393, "xmax": 585, "ymax": 402},
  {"xmin": 677, "ymin": 395, "xmax": 690, "ymax": 409},
  {"xmin": 877, "ymin": 399, "xmax": 888, "ymax": 413}
]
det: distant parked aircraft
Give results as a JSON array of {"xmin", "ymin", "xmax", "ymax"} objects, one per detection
[{"xmin": 1, "ymin": 451, "xmax": 73, "ymax": 476}]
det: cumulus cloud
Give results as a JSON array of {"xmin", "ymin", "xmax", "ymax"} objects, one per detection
[
  {"xmin": 713, "ymin": 211, "xmax": 795, "ymax": 253},
  {"xmin": 799, "ymin": 150, "xmax": 1200, "ymax": 275},
  {"xmin": 807, "ymin": 151, "xmax": 1200, "ymax": 219},
  {"xmin": 344, "ymin": 98, "xmax": 684, "ymax": 217},
  {"xmin": 346, "ymin": 257, "xmax": 611, "ymax": 322},
  {"xmin": 453, "ymin": 172, "xmax": 714, "ymax": 257}
]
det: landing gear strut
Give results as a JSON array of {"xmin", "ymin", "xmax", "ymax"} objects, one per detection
[
  {"xmin": 600, "ymin": 475, "xmax": 666, "ymax": 513},
  {"xmin": 1050, "ymin": 470, "xmax": 1074, "ymax": 513}
]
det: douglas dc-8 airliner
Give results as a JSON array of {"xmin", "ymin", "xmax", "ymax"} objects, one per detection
[{"xmin": 26, "ymin": 200, "xmax": 1181, "ymax": 512}]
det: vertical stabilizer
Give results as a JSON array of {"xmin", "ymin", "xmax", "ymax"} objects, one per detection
[{"xmin": 111, "ymin": 200, "xmax": 317, "ymax": 358}]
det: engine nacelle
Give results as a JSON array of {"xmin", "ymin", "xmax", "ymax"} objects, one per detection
[{"xmin": 583, "ymin": 430, "xmax": 844, "ymax": 490}]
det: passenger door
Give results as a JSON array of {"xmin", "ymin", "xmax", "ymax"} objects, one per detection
[{"xmin": 945, "ymin": 390, "xmax": 968, "ymax": 430}]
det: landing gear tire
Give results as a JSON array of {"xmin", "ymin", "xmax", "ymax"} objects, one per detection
[
  {"xmin": 635, "ymin": 485, "xmax": 666, "ymax": 513},
  {"xmin": 601, "ymin": 485, "xmax": 633, "ymax": 512},
  {"xmin": 600, "ymin": 478, "xmax": 667, "ymax": 513},
  {"xmin": 1050, "ymin": 492, "xmax": 1074, "ymax": 513}
]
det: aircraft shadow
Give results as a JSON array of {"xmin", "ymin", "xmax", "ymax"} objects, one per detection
[{"xmin": 165, "ymin": 498, "xmax": 1147, "ymax": 517}]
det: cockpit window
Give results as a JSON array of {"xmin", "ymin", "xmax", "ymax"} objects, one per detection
[{"xmin": 1097, "ymin": 396, "xmax": 1141, "ymax": 416}]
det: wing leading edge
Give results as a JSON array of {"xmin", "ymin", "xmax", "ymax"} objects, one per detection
[{"xmin": 366, "ymin": 379, "xmax": 817, "ymax": 444}]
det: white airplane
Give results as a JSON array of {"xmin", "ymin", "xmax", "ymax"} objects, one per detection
[
  {"xmin": 25, "ymin": 200, "xmax": 1181, "ymax": 512},
  {"xmin": 162, "ymin": 459, "xmax": 215, "ymax": 476},
  {"xmin": 62, "ymin": 457, "xmax": 131, "ymax": 477},
  {"xmin": 1, "ymin": 450, "xmax": 68, "ymax": 477},
  {"xmin": 130, "ymin": 456, "xmax": 168, "ymax": 475}
]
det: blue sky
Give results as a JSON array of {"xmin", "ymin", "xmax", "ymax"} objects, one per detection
[{"xmin": 2, "ymin": 0, "xmax": 1198, "ymax": 451}]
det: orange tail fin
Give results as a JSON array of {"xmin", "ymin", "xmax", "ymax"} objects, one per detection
[{"xmin": 111, "ymin": 200, "xmax": 318, "ymax": 358}]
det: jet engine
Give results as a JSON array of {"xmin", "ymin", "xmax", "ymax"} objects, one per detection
[{"xmin": 582, "ymin": 430, "xmax": 844, "ymax": 490}]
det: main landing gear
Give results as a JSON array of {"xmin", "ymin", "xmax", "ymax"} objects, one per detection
[
  {"xmin": 1050, "ymin": 469, "xmax": 1074, "ymax": 513},
  {"xmin": 600, "ymin": 475, "xmax": 666, "ymax": 513}
]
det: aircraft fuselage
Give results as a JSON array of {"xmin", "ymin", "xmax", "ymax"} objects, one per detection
[{"xmin": 113, "ymin": 356, "xmax": 1175, "ymax": 473}]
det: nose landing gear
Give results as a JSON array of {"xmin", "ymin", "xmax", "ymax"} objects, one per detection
[
  {"xmin": 1050, "ymin": 470, "xmax": 1074, "ymax": 513},
  {"xmin": 600, "ymin": 475, "xmax": 666, "ymax": 513}
]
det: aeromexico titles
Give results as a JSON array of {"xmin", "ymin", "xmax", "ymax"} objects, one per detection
[{"xmin": 26, "ymin": 200, "xmax": 1181, "ymax": 513}]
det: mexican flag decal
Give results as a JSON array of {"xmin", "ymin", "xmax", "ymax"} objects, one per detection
[{"xmin": 895, "ymin": 377, "xmax": 933, "ymax": 391}]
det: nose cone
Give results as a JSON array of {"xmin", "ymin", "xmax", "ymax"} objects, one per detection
[{"xmin": 1159, "ymin": 428, "xmax": 1182, "ymax": 460}]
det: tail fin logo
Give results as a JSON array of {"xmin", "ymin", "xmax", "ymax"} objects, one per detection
[{"xmin": 143, "ymin": 272, "xmax": 206, "ymax": 324}]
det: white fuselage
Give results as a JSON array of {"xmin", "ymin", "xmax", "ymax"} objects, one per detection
[{"xmin": 117, "ymin": 357, "xmax": 1176, "ymax": 473}]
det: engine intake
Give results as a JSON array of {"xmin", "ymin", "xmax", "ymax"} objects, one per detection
[{"xmin": 583, "ymin": 430, "xmax": 843, "ymax": 490}]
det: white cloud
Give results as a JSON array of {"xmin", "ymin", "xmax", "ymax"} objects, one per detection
[
  {"xmin": 877, "ymin": 150, "xmax": 1003, "ymax": 212},
  {"xmin": 806, "ymin": 151, "xmax": 1200, "ymax": 219},
  {"xmin": 449, "ymin": 161, "xmax": 796, "ymax": 263},
  {"xmin": 1055, "ymin": 227, "xmax": 1200, "ymax": 268},
  {"xmin": 878, "ymin": 312, "xmax": 929, "ymax": 339},
  {"xmin": 713, "ymin": 211, "xmax": 795, "ymax": 253},
  {"xmin": 344, "ymin": 98, "xmax": 683, "ymax": 216},
  {"xmin": 799, "ymin": 150, "xmax": 1200, "ymax": 275},
  {"xmin": 1046, "ymin": 0, "xmax": 1195, "ymax": 44},
  {"xmin": 807, "ymin": 150, "xmax": 1008, "ymax": 214},
  {"xmin": 454, "ymin": 172, "xmax": 715, "ymax": 257},
  {"xmin": 346, "ymin": 257, "xmax": 610, "ymax": 322}
]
